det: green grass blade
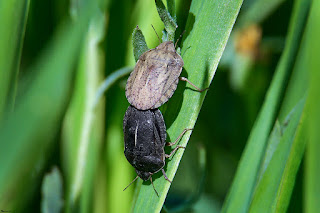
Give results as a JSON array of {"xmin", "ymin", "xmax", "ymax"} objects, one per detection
[
  {"xmin": 0, "ymin": 1, "xmax": 97, "ymax": 210},
  {"xmin": 62, "ymin": 8, "xmax": 106, "ymax": 213},
  {"xmin": 221, "ymin": 0, "xmax": 310, "ymax": 212},
  {"xmin": 132, "ymin": 0, "xmax": 243, "ymax": 212},
  {"xmin": 305, "ymin": 0, "xmax": 320, "ymax": 212},
  {"xmin": 249, "ymin": 25, "xmax": 310, "ymax": 210},
  {"xmin": 249, "ymin": 98, "xmax": 306, "ymax": 212},
  {"xmin": 0, "ymin": 0, "xmax": 30, "ymax": 117},
  {"xmin": 251, "ymin": 34, "xmax": 311, "ymax": 206}
]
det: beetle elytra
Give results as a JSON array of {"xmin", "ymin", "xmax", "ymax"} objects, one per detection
[{"xmin": 123, "ymin": 105, "xmax": 192, "ymax": 195}]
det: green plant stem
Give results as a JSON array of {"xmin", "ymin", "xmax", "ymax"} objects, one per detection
[
  {"xmin": 94, "ymin": 66, "xmax": 133, "ymax": 108},
  {"xmin": 0, "ymin": 0, "xmax": 30, "ymax": 117}
]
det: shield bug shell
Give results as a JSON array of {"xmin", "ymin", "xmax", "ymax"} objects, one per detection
[
  {"xmin": 123, "ymin": 105, "xmax": 192, "ymax": 194},
  {"xmin": 125, "ymin": 41, "xmax": 184, "ymax": 110},
  {"xmin": 123, "ymin": 105, "xmax": 167, "ymax": 181}
]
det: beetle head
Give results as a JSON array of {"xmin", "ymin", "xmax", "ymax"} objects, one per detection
[
  {"xmin": 135, "ymin": 170, "xmax": 159, "ymax": 196},
  {"xmin": 132, "ymin": 154, "xmax": 165, "ymax": 174},
  {"xmin": 136, "ymin": 169, "xmax": 151, "ymax": 181}
]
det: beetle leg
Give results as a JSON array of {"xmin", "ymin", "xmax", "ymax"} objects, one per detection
[
  {"xmin": 166, "ymin": 128, "xmax": 193, "ymax": 146},
  {"xmin": 165, "ymin": 146, "xmax": 185, "ymax": 159},
  {"xmin": 150, "ymin": 176, "xmax": 159, "ymax": 197},
  {"xmin": 179, "ymin": 77, "xmax": 209, "ymax": 92},
  {"xmin": 162, "ymin": 169, "xmax": 172, "ymax": 183}
]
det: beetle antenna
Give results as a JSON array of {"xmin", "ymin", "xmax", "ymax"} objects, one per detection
[
  {"xmin": 175, "ymin": 30, "xmax": 186, "ymax": 48},
  {"xmin": 123, "ymin": 176, "xmax": 139, "ymax": 191},
  {"xmin": 151, "ymin": 24, "xmax": 161, "ymax": 44},
  {"xmin": 150, "ymin": 176, "xmax": 159, "ymax": 197}
]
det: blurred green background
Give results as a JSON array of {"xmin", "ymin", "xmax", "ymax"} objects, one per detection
[{"xmin": 0, "ymin": 0, "xmax": 319, "ymax": 212}]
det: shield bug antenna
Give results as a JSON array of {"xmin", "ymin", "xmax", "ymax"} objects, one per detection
[
  {"xmin": 151, "ymin": 24, "xmax": 161, "ymax": 44},
  {"xmin": 175, "ymin": 30, "xmax": 186, "ymax": 49},
  {"xmin": 123, "ymin": 175, "xmax": 139, "ymax": 192},
  {"xmin": 150, "ymin": 176, "xmax": 159, "ymax": 197}
]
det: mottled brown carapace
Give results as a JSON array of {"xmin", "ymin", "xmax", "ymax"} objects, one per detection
[{"xmin": 126, "ymin": 41, "xmax": 184, "ymax": 110}]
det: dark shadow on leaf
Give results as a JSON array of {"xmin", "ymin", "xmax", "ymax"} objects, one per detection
[
  {"xmin": 163, "ymin": 12, "xmax": 195, "ymax": 129},
  {"xmin": 181, "ymin": 12, "xmax": 195, "ymax": 51},
  {"xmin": 163, "ymin": 69, "xmax": 188, "ymax": 129},
  {"xmin": 175, "ymin": 0, "xmax": 192, "ymax": 43},
  {"xmin": 195, "ymin": 58, "xmax": 211, "ymax": 116}
]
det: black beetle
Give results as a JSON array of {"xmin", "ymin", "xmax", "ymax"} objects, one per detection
[{"xmin": 123, "ymin": 105, "xmax": 191, "ymax": 195}]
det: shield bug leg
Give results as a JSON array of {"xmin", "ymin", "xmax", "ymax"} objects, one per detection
[
  {"xmin": 179, "ymin": 77, "xmax": 209, "ymax": 92},
  {"xmin": 161, "ymin": 169, "xmax": 172, "ymax": 183},
  {"xmin": 150, "ymin": 176, "xmax": 159, "ymax": 197},
  {"xmin": 165, "ymin": 146, "xmax": 185, "ymax": 159},
  {"xmin": 166, "ymin": 128, "xmax": 193, "ymax": 146}
]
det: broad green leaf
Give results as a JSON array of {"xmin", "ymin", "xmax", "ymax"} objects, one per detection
[
  {"xmin": 167, "ymin": 0, "xmax": 177, "ymax": 22},
  {"xmin": 0, "ymin": 0, "xmax": 30, "ymax": 117},
  {"xmin": 155, "ymin": 0, "xmax": 177, "ymax": 41},
  {"xmin": 132, "ymin": 26, "xmax": 149, "ymax": 62},
  {"xmin": 0, "ymin": 0, "xmax": 98, "ymax": 210},
  {"xmin": 305, "ymin": 0, "xmax": 320, "ymax": 212},
  {"xmin": 221, "ymin": 0, "xmax": 310, "ymax": 212},
  {"xmin": 163, "ymin": 144, "xmax": 208, "ymax": 212},
  {"xmin": 132, "ymin": 0, "xmax": 243, "ymax": 212},
  {"xmin": 41, "ymin": 167, "xmax": 64, "ymax": 213}
]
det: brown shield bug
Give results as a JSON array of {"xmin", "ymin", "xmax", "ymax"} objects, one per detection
[
  {"xmin": 126, "ymin": 33, "xmax": 207, "ymax": 110},
  {"xmin": 123, "ymin": 105, "xmax": 192, "ymax": 195}
]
